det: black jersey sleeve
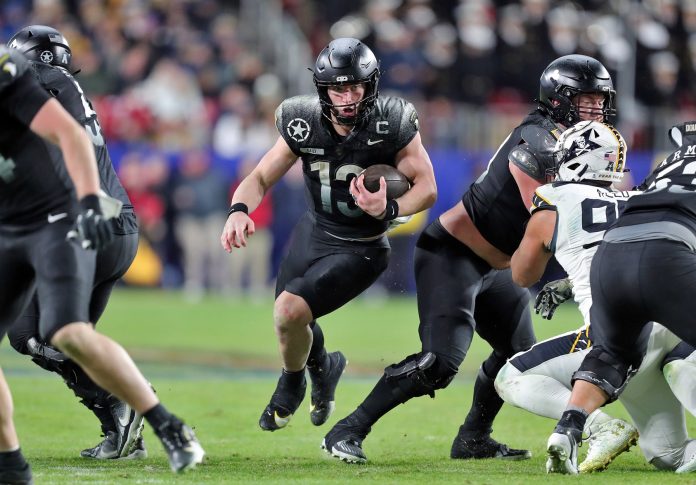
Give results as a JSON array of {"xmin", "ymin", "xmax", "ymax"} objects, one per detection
[
  {"xmin": 32, "ymin": 63, "xmax": 86, "ymax": 122},
  {"xmin": 509, "ymin": 123, "xmax": 560, "ymax": 182},
  {"xmin": 0, "ymin": 70, "xmax": 51, "ymax": 128},
  {"xmin": 395, "ymin": 100, "xmax": 419, "ymax": 151},
  {"xmin": 275, "ymin": 95, "xmax": 320, "ymax": 158}
]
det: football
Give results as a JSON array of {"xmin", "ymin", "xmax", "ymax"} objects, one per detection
[{"xmin": 361, "ymin": 164, "xmax": 411, "ymax": 199}]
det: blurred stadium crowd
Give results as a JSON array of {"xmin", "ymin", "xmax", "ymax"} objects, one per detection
[{"xmin": 1, "ymin": 0, "xmax": 695, "ymax": 294}]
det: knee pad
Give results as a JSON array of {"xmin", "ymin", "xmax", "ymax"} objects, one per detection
[
  {"xmin": 493, "ymin": 361, "xmax": 521, "ymax": 401},
  {"xmin": 571, "ymin": 347, "xmax": 636, "ymax": 403},
  {"xmin": 26, "ymin": 337, "xmax": 109, "ymax": 409},
  {"xmin": 384, "ymin": 352, "xmax": 457, "ymax": 402}
]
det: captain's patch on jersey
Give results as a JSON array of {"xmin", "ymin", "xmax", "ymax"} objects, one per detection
[{"xmin": 287, "ymin": 118, "xmax": 310, "ymax": 142}]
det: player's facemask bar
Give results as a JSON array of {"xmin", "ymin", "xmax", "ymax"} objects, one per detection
[{"xmin": 313, "ymin": 72, "xmax": 380, "ymax": 127}]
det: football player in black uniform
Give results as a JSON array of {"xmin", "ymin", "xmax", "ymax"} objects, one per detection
[
  {"xmin": 0, "ymin": 48, "xmax": 203, "ymax": 475},
  {"xmin": 322, "ymin": 55, "xmax": 617, "ymax": 463},
  {"xmin": 548, "ymin": 121, "xmax": 696, "ymax": 474},
  {"xmin": 220, "ymin": 38, "xmax": 437, "ymax": 432},
  {"xmin": 6, "ymin": 25, "xmax": 144, "ymax": 461}
]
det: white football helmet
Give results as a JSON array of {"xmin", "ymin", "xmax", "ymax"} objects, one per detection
[{"xmin": 553, "ymin": 120, "xmax": 627, "ymax": 184}]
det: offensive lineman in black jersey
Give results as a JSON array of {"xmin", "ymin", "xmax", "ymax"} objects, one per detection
[
  {"xmin": 0, "ymin": 47, "xmax": 204, "ymax": 475},
  {"xmin": 5, "ymin": 25, "xmax": 144, "ymax": 461},
  {"xmin": 548, "ymin": 121, "xmax": 696, "ymax": 474},
  {"xmin": 323, "ymin": 55, "xmax": 617, "ymax": 463},
  {"xmin": 220, "ymin": 38, "xmax": 437, "ymax": 432}
]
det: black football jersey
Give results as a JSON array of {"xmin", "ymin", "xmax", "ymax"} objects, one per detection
[
  {"xmin": 618, "ymin": 127, "xmax": 696, "ymax": 232},
  {"xmin": 276, "ymin": 94, "xmax": 419, "ymax": 239},
  {"xmin": 30, "ymin": 62, "xmax": 133, "ymax": 215},
  {"xmin": 0, "ymin": 48, "xmax": 75, "ymax": 224},
  {"xmin": 461, "ymin": 110, "xmax": 563, "ymax": 256}
]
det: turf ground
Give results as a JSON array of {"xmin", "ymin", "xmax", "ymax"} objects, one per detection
[{"xmin": 5, "ymin": 289, "xmax": 696, "ymax": 484}]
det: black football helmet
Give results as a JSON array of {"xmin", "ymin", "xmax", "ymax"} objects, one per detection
[
  {"xmin": 313, "ymin": 38, "xmax": 380, "ymax": 126},
  {"xmin": 7, "ymin": 25, "xmax": 72, "ymax": 70},
  {"xmin": 538, "ymin": 54, "xmax": 615, "ymax": 125}
]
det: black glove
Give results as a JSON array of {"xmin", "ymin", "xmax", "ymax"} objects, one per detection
[
  {"xmin": 67, "ymin": 194, "xmax": 114, "ymax": 251},
  {"xmin": 534, "ymin": 278, "xmax": 573, "ymax": 320}
]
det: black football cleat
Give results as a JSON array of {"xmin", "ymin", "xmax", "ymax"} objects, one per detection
[
  {"xmin": 81, "ymin": 396, "xmax": 146, "ymax": 459},
  {"xmin": 259, "ymin": 371, "xmax": 307, "ymax": 431},
  {"xmin": 0, "ymin": 462, "xmax": 32, "ymax": 485},
  {"xmin": 308, "ymin": 351, "xmax": 347, "ymax": 426},
  {"xmin": 322, "ymin": 414, "xmax": 371, "ymax": 464},
  {"xmin": 451, "ymin": 429, "xmax": 531, "ymax": 460},
  {"xmin": 154, "ymin": 418, "xmax": 205, "ymax": 473}
]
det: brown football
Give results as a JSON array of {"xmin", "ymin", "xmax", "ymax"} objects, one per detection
[{"xmin": 361, "ymin": 164, "xmax": 411, "ymax": 199}]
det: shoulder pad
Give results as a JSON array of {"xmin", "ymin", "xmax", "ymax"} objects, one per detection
[
  {"xmin": 0, "ymin": 48, "xmax": 28, "ymax": 94},
  {"xmin": 370, "ymin": 96, "xmax": 419, "ymax": 151},
  {"xmin": 520, "ymin": 123, "xmax": 560, "ymax": 155},
  {"xmin": 275, "ymin": 95, "xmax": 323, "ymax": 154},
  {"xmin": 531, "ymin": 184, "xmax": 557, "ymax": 213},
  {"xmin": 509, "ymin": 144, "xmax": 544, "ymax": 180}
]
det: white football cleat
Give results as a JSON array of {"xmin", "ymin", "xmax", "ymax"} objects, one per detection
[
  {"xmin": 547, "ymin": 429, "xmax": 580, "ymax": 475},
  {"xmin": 579, "ymin": 418, "xmax": 639, "ymax": 473},
  {"xmin": 676, "ymin": 452, "xmax": 696, "ymax": 473}
]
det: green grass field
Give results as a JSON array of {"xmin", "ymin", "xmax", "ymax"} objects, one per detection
[{"xmin": 5, "ymin": 289, "xmax": 696, "ymax": 484}]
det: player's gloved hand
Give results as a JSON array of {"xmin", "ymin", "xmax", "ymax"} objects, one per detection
[
  {"xmin": 534, "ymin": 277, "xmax": 573, "ymax": 320},
  {"xmin": 67, "ymin": 194, "xmax": 114, "ymax": 251}
]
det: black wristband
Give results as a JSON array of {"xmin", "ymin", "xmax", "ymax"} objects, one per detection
[
  {"xmin": 80, "ymin": 194, "xmax": 101, "ymax": 213},
  {"xmin": 227, "ymin": 202, "xmax": 249, "ymax": 217},
  {"xmin": 382, "ymin": 199, "xmax": 399, "ymax": 221}
]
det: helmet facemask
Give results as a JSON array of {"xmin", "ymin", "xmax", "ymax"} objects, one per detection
[
  {"xmin": 550, "ymin": 86, "xmax": 616, "ymax": 126},
  {"xmin": 314, "ymin": 71, "xmax": 380, "ymax": 126}
]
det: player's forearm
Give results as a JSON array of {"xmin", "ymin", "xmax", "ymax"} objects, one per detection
[
  {"xmin": 511, "ymin": 249, "xmax": 548, "ymax": 287},
  {"xmin": 58, "ymin": 123, "xmax": 101, "ymax": 199},
  {"xmin": 30, "ymin": 98, "xmax": 100, "ymax": 199},
  {"xmin": 230, "ymin": 173, "xmax": 268, "ymax": 214}
]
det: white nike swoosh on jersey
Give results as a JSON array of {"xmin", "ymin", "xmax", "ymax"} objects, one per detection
[
  {"xmin": 366, "ymin": 139, "xmax": 383, "ymax": 145},
  {"xmin": 47, "ymin": 212, "xmax": 68, "ymax": 223}
]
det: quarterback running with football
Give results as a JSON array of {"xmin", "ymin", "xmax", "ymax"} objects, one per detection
[{"xmin": 220, "ymin": 38, "xmax": 436, "ymax": 433}]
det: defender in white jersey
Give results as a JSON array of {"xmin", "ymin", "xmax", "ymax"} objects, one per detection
[{"xmin": 496, "ymin": 121, "xmax": 696, "ymax": 473}]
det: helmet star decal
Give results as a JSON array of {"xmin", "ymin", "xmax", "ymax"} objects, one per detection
[
  {"xmin": 39, "ymin": 50, "xmax": 54, "ymax": 64},
  {"xmin": 287, "ymin": 118, "xmax": 310, "ymax": 142}
]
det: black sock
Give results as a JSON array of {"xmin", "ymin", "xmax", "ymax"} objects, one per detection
[
  {"xmin": 306, "ymin": 322, "xmax": 328, "ymax": 370},
  {"xmin": 459, "ymin": 366, "xmax": 503, "ymax": 439},
  {"xmin": 144, "ymin": 403, "xmax": 173, "ymax": 430},
  {"xmin": 556, "ymin": 409, "xmax": 588, "ymax": 433},
  {"xmin": 354, "ymin": 375, "xmax": 402, "ymax": 427},
  {"xmin": 281, "ymin": 368, "xmax": 306, "ymax": 387},
  {"xmin": 0, "ymin": 449, "xmax": 27, "ymax": 469}
]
